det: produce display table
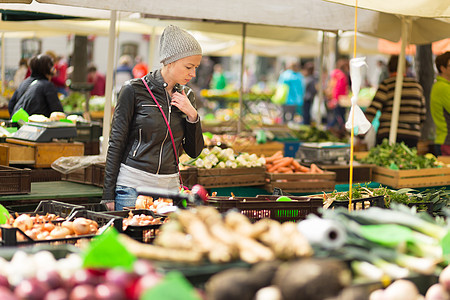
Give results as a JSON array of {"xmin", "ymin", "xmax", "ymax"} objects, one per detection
[
  {"xmin": 0, "ymin": 181, "xmax": 103, "ymax": 206},
  {"xmin": 0, "ymin": 139, "xmax": 84, "ymax": 168}
]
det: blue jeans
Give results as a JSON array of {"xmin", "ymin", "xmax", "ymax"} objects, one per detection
[{"xmin": 115, "ymin": 185, "xmax": 138, "ymax": 210}]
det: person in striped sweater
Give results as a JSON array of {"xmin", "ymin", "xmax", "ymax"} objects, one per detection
[{"xmin": 364, "ymin": 55, "xmax": 426, "ymax": 148}]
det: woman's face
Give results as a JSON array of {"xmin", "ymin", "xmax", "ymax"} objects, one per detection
[{"xmin": 167, "ymin": 55, "xmax": 202, "ymax": 85}]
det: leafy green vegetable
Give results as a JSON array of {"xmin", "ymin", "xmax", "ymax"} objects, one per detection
[{"xmin": 359, "ymin": 139, "xmax": 437, "ymax": 169}]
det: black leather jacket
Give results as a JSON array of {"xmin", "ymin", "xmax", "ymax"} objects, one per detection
[{"xmin": 102, "ymin": 70, "xmax": 204, "ymax": 200}]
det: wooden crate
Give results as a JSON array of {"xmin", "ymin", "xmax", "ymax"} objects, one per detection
[
  {"xmin": 0, "ymin": 139, "xmax": 84, "ymax": 168},
  {"xmin": 232, "ymin": 142, "xmax": 284, "ymax": 157},
  {"xmin": 92, "ymin": 162, "xmax": 106, "ymax": 187},
  {"xmin": 372, "ymin": 166, "xmax": 450, "ymax": 188},
  {"xmin": 61, "ymin": 165, "xmax": 94, "ymax": 185},
  {"xmin": 0, "ymin": 165, "xmax": 31, "ymax": 195},
  {"xmin": 196, "ymin": 167, "xmax": 266, "ymax": 188},
  {"xmin": 265, "ymin": 171, "xmax": 336, "ymax": 193},
  {"xmin": 320, "ymin": 164, "xmax": 375, "ymax": 184}
]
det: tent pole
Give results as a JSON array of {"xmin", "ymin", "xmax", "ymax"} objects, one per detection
[
  {"xmin": 148, "ymin": 26, "xmax": 158, "ymax": 71},
  {"xmin": 389, "ymin": 16, "xmax": 410, "ymax": 145},
  {"xmin": 1, "ymin": 32, "xmax": 4, "ymax": 98},
  {"xmin": 238, "ymin": 23, "xmax": 246, "ymax": 133},
  {"xmin": 101, "ymin": 10, "xmax": 117, "ymax": 156},
  {"xmin": 317, "ymin": 31, "xmax": 326, "ymax": 126}
]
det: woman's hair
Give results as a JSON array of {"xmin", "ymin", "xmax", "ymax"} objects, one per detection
[
  {"xmin": 435, "ymin": 51, "xmax": 450, "ymax": 74},
  {"xmin": 388, "ymin": 55, "xmax": 410, "ymax": 73},
  {"xmin": 29, "ymin": 54, "xmax": 54, "ymax": 77}
]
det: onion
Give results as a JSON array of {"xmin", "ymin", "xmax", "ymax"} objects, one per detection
[
  {"xmin": 0, "ymin": 286, "xmax": 17, "ymax": 300},
  {"xmin": 73, "ymin": 218, "xmax": 91, "ymax": 235},
  {"xmin": 95, "ymin": 283, "xmax": 126, "ymax": 300},
  {"xmin": 440, "ymin": 266, "xmax": 450, "ymax": 292},
  {"xmin": 14, "ymin": 278, "xmax": 49, "ymax": 300},
  {"xmin": 43, "ymin": 288, "xmax": 68, "ymax": 300},
  {"xmin": 43, "ymin": 223, "xmax": 55, "ymax": 232},
  {"xmin": 61, "ymin": 221, "xmax": 74, "ymax": 235},
  {"xmin": 50, "ymin": 227, "xmax": 71, "ymax": 239},
  {"xmin": 384, "ymin": 279, "xmax": 419, "ymax": 300},
  {"xmin": 13, "ymin": 214, "xmax": 33, "ymax": 232},
  {"xmin": 426, "ymin": 283, "xmax": 450, "ymax": 300},
  {"xmin": 69, "ymin": 284, "xmax": 96, "ymax": 300},
  {"xmin": 37, "ymin": 270, "xmax": 64, "ymax": 290}
]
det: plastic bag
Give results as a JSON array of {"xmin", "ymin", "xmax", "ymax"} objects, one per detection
[
  {"xmin": 311, "ymin": 94, "xmax": 327, "ymax": 124},
  {"xmin": 51, "ymin": 155, "xmax": 105, "ymax": 174},
  {"xmin": 345, "ymin": 57, "xmax": 372, "ymax": 135},
  {"xmin": 271, "ymin": 83, "xmax": 289, "ymax": 105}
]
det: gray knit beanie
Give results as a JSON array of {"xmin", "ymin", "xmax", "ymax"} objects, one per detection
[{"xmin": 159, "ymin": 25, "xmax": 202, "ymax": 65}]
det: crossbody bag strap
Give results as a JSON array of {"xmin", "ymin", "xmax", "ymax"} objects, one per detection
[{"xmin": 141, "ymin": 78, "xmax": 184, "ymax": 188}]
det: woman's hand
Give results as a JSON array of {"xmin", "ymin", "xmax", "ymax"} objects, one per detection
[{"xmin": 171, "ymin": 90, "xmax": 198, "ymax": 122}]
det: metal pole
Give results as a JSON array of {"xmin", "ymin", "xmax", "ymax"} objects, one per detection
[
  {"xmin": 389, "ymin": 16, "xmax": 410, "ymax": 145},
  {"xmin": 101, "ymin": 10, "xmax": 117, "ymax": 156},
  {"xmin": 238, "ymin": 23, "xmax": 246, "ymax": 133}
]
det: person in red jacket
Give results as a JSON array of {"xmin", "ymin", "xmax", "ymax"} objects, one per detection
[
  {"xmin": 45, "ymin": 50, "xmax": 68, "ymax": 97},
  {"xmin": 132, "ymin": 55, "xmax": 149, "ymax": 79},
  {"xmin": 87, "ymin": 63, "xmax": 106, "ymax": 97}
]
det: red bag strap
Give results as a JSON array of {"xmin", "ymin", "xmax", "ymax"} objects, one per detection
[{"xmin": 141, "ymin": 78, "xmax": 184, "ymax": 188}]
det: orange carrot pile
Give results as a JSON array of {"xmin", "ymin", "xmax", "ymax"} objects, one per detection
[{"xmin": 264, "ymin": 151, "xmax": 324, "ymax": 174}]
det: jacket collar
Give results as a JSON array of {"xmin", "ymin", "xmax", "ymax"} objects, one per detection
[{"xmin": 148, "ymin": 69, "xmax": 183, "ymax": 92}]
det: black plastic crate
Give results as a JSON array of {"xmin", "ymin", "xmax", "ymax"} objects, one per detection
[
  {"xmin": 79, "ymin": 202, "xmax": 108, "ymax": 212},
  {"xmin": 328, "ymin": 195, "xmax": 385, "ymax": 210},
  {"xmin": 67, "ymin": 210, "xmax": 123, "ymax": 232},
  {"xmin": 207, "ymin": 195, "xmax": 323, "ymax": 223},
  {"xmin": 6, "ymin": 200, "xmax": 84, "ymax": 218},
  {"xmin": 0, "ymin": 209, "xmax": 122, "ymax": 247},
  {"xmin": 104, "ymin": 209, "xmax": 164, "ymax": 243}
]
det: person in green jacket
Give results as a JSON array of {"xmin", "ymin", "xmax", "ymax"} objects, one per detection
[
  {"xmin": 210, "ymin": 63, "xmax": 227, "ymax": 90},
  {"xmin": 430, "ymin": 51, "xmax": 450, "ymax": 156}
]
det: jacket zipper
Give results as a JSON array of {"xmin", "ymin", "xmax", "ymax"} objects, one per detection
[
  {"xmin": 156, "ymin": 90, "xmax": 171, "ymax": 174},
  {"xmin": 133, "ymin": 128, "xmax": 142, "ymax": 156}
]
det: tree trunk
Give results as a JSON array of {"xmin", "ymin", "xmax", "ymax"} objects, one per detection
[{"xmin": 416, "ymin": 44, "xmax": 435, "ymax": 141}]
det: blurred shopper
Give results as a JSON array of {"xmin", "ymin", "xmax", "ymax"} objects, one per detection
[
  {"xmin": 8, "ymin": 54, "xmax": 63, "ymax": 118},
  {"xmin": 326, "ymin": 56, "xmax": 349, "ymax": 133},
  {"xmin": 132, "ymin": 55, "xmax": 149, "ymax": 79},
  {"xmin": 114, "ymin": 55, "xmax": 134, "ymax": 96},
  {"xmin": 45, "ymin": 51, "xmax": 68, "ymax": 97},
  {"xmin": 430, "ymin": 51, "xmax": 450, "ymax": 156},
  {"xmin": 277, "ymin": 61, "xmax": 304, "ymax": 124},
  {"xmin": 365, "ymin": 55, "xmax": 426, "ymax": 148},
  {"xmin": 87, "ymin": 63, "xmax": 106, "ymax": 97},
  {"xmin": 377, "ymin": 59, "xmax": 389, "ymax": 84},
  {"xmin": 210, "ymin": 63, "xmax": 227, "ymax": 90},
  {"xmin": 302, "ymin": 61, "xmax": 317, "ymax": 125},
  {"xmin": 13, "ymin": 58, "xmax": 29, "ymax": 89}
]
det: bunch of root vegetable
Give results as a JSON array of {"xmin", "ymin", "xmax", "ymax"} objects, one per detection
[
  {"xmin": 120, "ymin": 207, "xmax": 313, "ymax": 264},
  {"xmin": 264, "ymin": 151, "xmax": 323, "ymax": 174}
]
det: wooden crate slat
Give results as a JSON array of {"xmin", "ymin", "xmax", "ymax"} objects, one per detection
[
  {"xmin": 197, "ymin": 167, "xmax": 265, "ymax": 177},
  {"xmin": 198, "ymin": 174, "xmax": 265, "ymax": 188},
  {"xmin": 373, "ymin": 166, "xmax": 450, "ymax": 188},
  {"xmin": 266, "ymin": 171, "xmax": 335, "ymax": 181}
]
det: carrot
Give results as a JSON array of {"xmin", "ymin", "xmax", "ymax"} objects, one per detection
[
  {"xmin": 310, "ymin": 163, "xmax": 324, "ymax": 174},
  {"xmin": 297, "ymin": 165, "xmax": 310, "ymax": 173},
  {"xmin": 265, "ymin": 151, "xmax": 283, "ymax": 163},
  {"xmin": 278, "ymin": 166, "xmax": 293, "ymax": 173},
  {"xmin": 268, "ymin": 157, "xmax": 293, "ymax": 173},
  {"xmin": 291, "ymin": 159, "xmax": 303, "ymax": 172}
]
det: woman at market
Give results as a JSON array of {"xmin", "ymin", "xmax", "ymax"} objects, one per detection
[
  {"xmin": 364, "ymin": 55, "xmax": 426, "ymax": 148},
  {"xmin": 103, "ymin": 25, "xmax": 205, "ymax": 210},
  {"xmin": 430, "ymin": 51, "xmax": 450, "ymax": 156},
  {"xmin": 8, "ymin": 54, "xmax": 64, "ymax": 118}
]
